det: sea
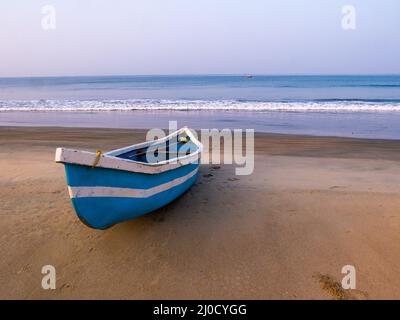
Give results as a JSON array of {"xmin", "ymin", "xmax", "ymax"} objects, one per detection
[{"xmin": 1, "ymin": 75, "xmax": 400, "ymax": 139}]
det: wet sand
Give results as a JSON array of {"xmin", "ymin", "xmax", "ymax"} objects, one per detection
[{"xmin": 1, "ymin": 126, "xmax": 400, "ymax": 299}]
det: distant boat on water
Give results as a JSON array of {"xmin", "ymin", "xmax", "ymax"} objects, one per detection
[
  {"xmin": 245, "ymin": 74, "xmax": 253, "ymax": 79},
  {"xmin": 55, "ymin": 127, "xmax": 203, "ymax": 229}
]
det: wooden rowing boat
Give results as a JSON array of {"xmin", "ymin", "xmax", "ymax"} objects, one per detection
[{"xmin": 55, "ymin": 127, "xmax": 202, "ymax": 229}]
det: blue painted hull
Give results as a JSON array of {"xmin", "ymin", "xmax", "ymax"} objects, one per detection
[{"xmin": 64, "ymin": 162, "xmax": 199, "ymax": 229}]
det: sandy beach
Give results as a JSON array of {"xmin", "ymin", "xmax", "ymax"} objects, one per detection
[{"xmin": 1, "ymin": 126, "xmax": 400, "ymax": 299}]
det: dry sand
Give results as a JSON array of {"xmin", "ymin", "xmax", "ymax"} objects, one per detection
[{"xmin": 1, "ymin": 126, "xmax": 400, "ymax": 299}]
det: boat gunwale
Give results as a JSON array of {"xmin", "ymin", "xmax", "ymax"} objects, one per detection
[{"xmin": 55, "ymin": 127, "xmax": 203, "ymax": 174}]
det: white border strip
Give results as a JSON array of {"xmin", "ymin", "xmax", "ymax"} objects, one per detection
[
  {"xmin": 68, "ymin": 167, "xmax": 198, "ymax": 199},
  {"xmin": 55, "ymin": 127, "xmax": 203, "ymax": 174}
]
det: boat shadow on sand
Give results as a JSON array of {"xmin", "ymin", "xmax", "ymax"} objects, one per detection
[{"xmin": 110, "ymin": 164, "xmax": 233, "ymax": 232}]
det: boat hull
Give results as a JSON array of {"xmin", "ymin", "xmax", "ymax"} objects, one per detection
[{"xmin": 64, "ymin": 162, "xmax": 199, "ymax": 229}]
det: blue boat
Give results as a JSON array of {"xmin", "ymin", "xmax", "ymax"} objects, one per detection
[{"xmin": 55, "ymin": 127, "xmax": 203, "ymax": 229}]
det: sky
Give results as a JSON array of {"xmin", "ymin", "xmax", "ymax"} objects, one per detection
[{"xmin": 0, "ymin": 0, "xmax": 399, "ymax": 77}]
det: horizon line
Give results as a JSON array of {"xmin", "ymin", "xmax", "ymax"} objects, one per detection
[{"xmin": 1, "ymin": 73, "xmax": 400, "ymax": 79}]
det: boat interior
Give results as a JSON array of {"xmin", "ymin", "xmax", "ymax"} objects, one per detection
[{"xmin": 115, "ymin": 132, "xmax": 199, "ymax": 164}]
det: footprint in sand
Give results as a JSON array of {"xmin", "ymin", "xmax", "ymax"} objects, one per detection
[
  {"xmin": 329, "ymin": 185, "xmax": 346, "ymax": 190},
  {"xmin": 313, "ymin": 273, "xmax": 368, "ymax": 300},
  {"xmin": 17, "ymin": 264, "xmax": 32, "ymax": 274},
  {"xmin": 60, "ymin": 283, "xmax": 71, "ymax": 290}
]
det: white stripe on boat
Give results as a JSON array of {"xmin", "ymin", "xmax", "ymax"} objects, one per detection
[{"xmin": 68, "ymin": 168, "xmax": 198, "ymax": 199}]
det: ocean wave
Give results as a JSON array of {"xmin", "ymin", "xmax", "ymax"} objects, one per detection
[{"xmin": 1, "ymin": 99, "xmax": 400, "ymax": 112}]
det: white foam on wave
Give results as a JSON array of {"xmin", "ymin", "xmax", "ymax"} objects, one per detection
[{"xmin": 1, "ymin": 99, "xmax": 400, "ymax": 112}]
